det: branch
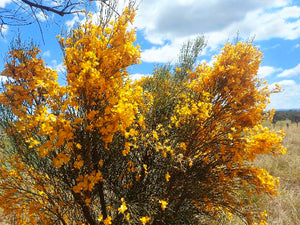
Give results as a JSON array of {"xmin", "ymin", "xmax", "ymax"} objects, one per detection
[
  {"xmin": 28, "ymin": 4, "xmax": 45, "ymax": 44},
  {"xmin": 20, "ymin": 0, "xmax": 78, "ymax": 16}
]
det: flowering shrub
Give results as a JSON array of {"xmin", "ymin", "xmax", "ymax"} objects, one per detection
[{"xmin": 0, "ymin": 7, "xmax": 285, "ymax": 225}]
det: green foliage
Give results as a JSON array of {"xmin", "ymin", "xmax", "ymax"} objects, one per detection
[{"xmin": 175, "ymin": 36, "xmax": 206, "ymax": 80}]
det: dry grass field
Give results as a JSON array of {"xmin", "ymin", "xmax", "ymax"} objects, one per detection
[
  {"xmin": 0, "ymin": 121, "xmax": 299, "ymax": 224},
  {"xmin": 254, "ymin": 121, "xmax": 300, "ymax": 225},
  {"xmin": 228, "ymin": 121, "xmax": 300, "ymax": 225}
]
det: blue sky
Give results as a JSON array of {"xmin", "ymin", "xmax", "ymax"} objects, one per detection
[{"xmin": 1, "ymin": 0, "xmax": 300, "ymax": 110}]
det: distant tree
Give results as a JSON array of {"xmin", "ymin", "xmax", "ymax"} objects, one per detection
[
  {"xmin": 272, "ymin": 111, "xmax": 286, "ymax": 127},
  {"xmin": 273, "ymin": 110, "xmax": 300, "ymax": 127},
  {"xmin": 0, "ymin": 6, "xmax": 286, "ymax": 225},
  {"xmin": 290, "ymin": 113, "xmax": 300, "ymax": 127}
]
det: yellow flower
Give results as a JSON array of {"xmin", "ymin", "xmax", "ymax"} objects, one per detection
[
  {"xmin": 85, "ymin": 198, "xmax": 91, "ymax": 206},
  {"xmin": 165, "ymin": 172, "xmax": 170, "ymax": 182},
  {"xmin": 118, "ymin": 198, "xmax": 128, "ymax": 214},
  {"xmin": 118, "ymin": 204, "xmax": 127, "ymax": 213},
  {"xmin": 143, "ymin": 164, "xmax": 148, "ymax": 175},
  {"xmin": 224, "ymin": 86, "xmax": 230, "ymax": 92},
  {"xmin": 52, "ymin": 153, "xmax": 70, "ymax": 168},
  {"xmin": 152, "ymin": 131, "xmax": 158, "ymax": 140},
  {"xmin": 74, "ymin": 160, "xmax": 84, "ymax": 169},
  {"xmin": 104, "ymin": 216, "xmax": 112, "ymax": 225},
  {"xmin": 104, "ymin": 27, "xmax": 111, "ymax": 34},
  {"xmin": 139, "ymin": 216, "xmax": 151, "ymax": 225},
  {"xmin": 175, "ymin": 67, "xmax": 182, "ymax": 72},
  {"xmin": 180, "ymin": 142, "xmax": 187, "ymax": 151},
  {"xmin": 159, "ymin": 200, "xmax": 168, "ymax": 211},
  {"xmin": 97, "ymin": 214, "xmax": 103, "ymax": 222}
]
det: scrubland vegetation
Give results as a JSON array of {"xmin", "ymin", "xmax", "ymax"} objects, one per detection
[
  {"xmin": 1, "ymin": 122, "xmax": 298, "ymax": 224},
  {"xmin": 0, "ymin": 4, "xmax": 297, "ymax": 225}
]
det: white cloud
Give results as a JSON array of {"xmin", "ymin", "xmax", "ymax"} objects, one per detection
[
  {"xmin": 258, "ymin": 66, "xmax": 282, "ymax": 78},
  {"xmin": 54, "ymin": 63, "xmax": 66, "ymax": 74},
  {"xmin": 135, "ymin": 0, "xmax": 300, "ymax": 63},
  {"xmin": 275, "ymin": 79, "xmax": 296, "ymax": 86},
  {"xmin": 269, "ymin": 79, "xmax": 300, "ymax": 109},
  {"xmin": 0, "ymin": 24, "xmax": 9, "ymax": 36},
  {"xmin": 0, "ymin": 0, "xmax": 12, "ymax": 8},
  {"xmin": 277, "ymin": 63, "xmax": 300, "ymax": 78},
  {"xmin": 43, "ymin": 50, "xmax": 51, "ymax": 58},
  {"xmin": 239, "ymin": 7, "xmax": 300, "ymax": 41},
  {"xmin": 66, "ymin": 15, "xmax": 81, "ymax": 29},
  {"xmin": 136, "ymin": 0, "xmax": 290, "ymax": 41},
  {"xmin": 50, "ymin": 60, "xmax": 66, "ymax": 74},
  {"xmin": 141, "ymin": 34, "xmax": 203, "ymax": 63},
  {"xmin": 295, "ymin": 43, "xmax": 300, "ymax": 48},
  {"xmin": 129, "ymin": 73, "xmax": 150, "ymax": 81},
  {"xmin": 202, "ymin": 6, "xmax": 300, "ymax": 49},
  {"xmin": 142, "ymin": 44, "xmax": 180, "ymax": 63},
  {"xmin": 36, "ymin": 11, "xmax": 49, "ymax": 22}
]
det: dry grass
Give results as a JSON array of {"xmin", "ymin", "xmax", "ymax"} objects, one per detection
[
  {"xmin": 255, "ymin": 121, "xmax": 300, "ymax": 225},
  {"xmin": 0, "ymin": 212, "xmax": 11, "ymax": 225},
  {"xmin": 228, "ymin": 121, "xmax": 300, "ymax": 224}
]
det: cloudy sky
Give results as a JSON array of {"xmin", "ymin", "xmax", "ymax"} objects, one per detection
[{"xmin": 0, "ymin": 0, "xmax": 300, "ymax": 109}]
